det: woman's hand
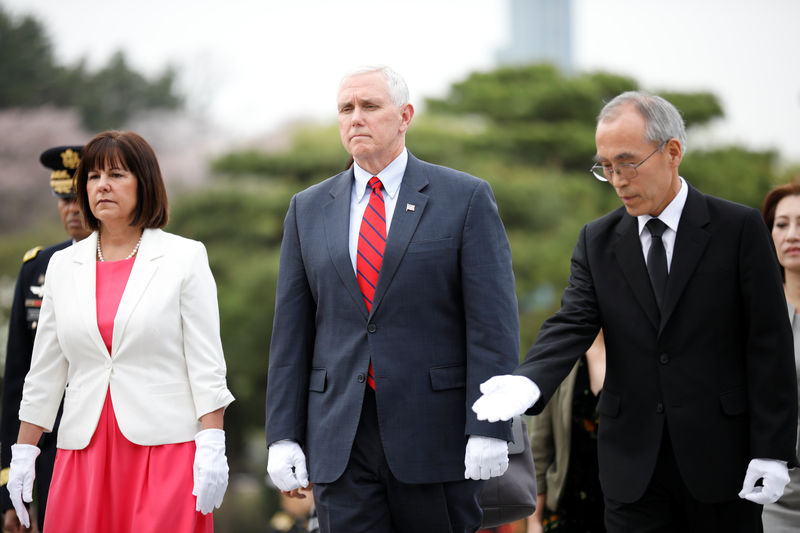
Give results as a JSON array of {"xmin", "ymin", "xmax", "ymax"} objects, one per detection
[
  {"xmin": 7, "ymin": 444, "xmax": 40, "ymax": 529},
  {"xmin": 192, "ymin": 428, "xmax": 229, "ymax": 514}
]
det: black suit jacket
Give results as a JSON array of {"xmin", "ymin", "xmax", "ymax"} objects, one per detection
[
  {"xmin": 516, "ymin": 185, "xmax": 798, "ymax": 504},
  {"xmin": 266, "ymin": 153, "xmax": 519, "ymax": 484},
  {"xmin": 0, "ymin": 240, "xmax": 70, "ymax": 521}
]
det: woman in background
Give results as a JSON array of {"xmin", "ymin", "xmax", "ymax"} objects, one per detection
[
  {"xmin": 7, "ymin": 130, "xmax": 235, "ymax": 532},
  {"xmin": 761, "ymin": 182, "xmax": 800, "ymax": 532},
  {"xmin": 528, "ymin": 331, "xmax": 606, "ymax": 533}
]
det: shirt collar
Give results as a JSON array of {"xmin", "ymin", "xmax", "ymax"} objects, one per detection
[
  {"xmin": 353, "ymin": 148, "xmax": 407, "ymax": 201},
  {"xmin": 638, "ymin": 176, "xmax": 688, "ymax": 235}
]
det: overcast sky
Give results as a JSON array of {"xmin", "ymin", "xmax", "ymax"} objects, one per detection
[{"xmin": 4, "ymin": 0, "xmax": 800, "ymax": 162}]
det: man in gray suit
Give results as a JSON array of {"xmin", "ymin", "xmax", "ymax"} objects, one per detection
[{"xmin": 265, "ymin": 66, "xmax": 520, "ymax": 533}]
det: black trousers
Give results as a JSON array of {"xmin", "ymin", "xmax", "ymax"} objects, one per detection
[
  {"xmin": 312, "ymin": 387, "xmax": 484, "ymax": 533},
  {"xmin": 604, "ymin": 428, "xmax": 762, "ymax": 533}
]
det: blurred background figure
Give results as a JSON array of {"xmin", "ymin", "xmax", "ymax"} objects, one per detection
[
  {"xmin": 265, "ymin": 475, "xmax": 318, "ymax": 533},
  {"xmin": 761, "ymin": 183, "xmax": 800, "ymax": 532},
  {"xmin": 527, "ymin": 331, "xmax": 606, "ymax": 533},
  {"xmin": 6, "ymin": 131, "xmax": 234, "ymax": 532},
  {"xmin": 0, "ymin": 145, "xmax": 91, "ymax": 533}
]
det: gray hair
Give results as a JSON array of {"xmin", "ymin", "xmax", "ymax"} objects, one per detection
[
  {"xmin": 339, "ymin": 65, "xmax": 409, "ymax": 108},
  {"xmin": 598, "ymin": 91, "xmax": 687, "ymax": 154}
]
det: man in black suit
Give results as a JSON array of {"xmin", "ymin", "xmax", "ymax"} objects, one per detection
[
  {"xmin": 0, "ymin": 146, "xmax": 90, "ymax": 532},
  {"xmin": 265, "ymin": 66, "xmax": 519, "ymax": 532},
  {"xmin": 473, "ymin": 91, "xmax": 798, "ymax": 532}
]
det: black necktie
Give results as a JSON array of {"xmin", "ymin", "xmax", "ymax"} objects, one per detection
[{"xmin": 646, "ymin": 218, "xmax": 668, "ymax": 308}]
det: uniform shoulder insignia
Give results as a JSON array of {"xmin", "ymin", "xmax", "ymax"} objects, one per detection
[{"xmin": 23, "ymin": 246, "xmax": 43, "ymax": 263}]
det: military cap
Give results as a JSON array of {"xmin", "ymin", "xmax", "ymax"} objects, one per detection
[{"xmin": 39, "ymin": 145, "xmax": 83, "ymax": 198}]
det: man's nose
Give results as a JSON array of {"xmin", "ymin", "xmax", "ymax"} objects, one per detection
[{"xmin": 351, "ymin": 106, "xmax": 365, "ymax": 124}]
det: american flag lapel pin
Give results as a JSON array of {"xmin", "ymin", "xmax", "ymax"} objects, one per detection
[{"xmin": 406, "ymin": 203, "xmax": 416, "ymax": 212}]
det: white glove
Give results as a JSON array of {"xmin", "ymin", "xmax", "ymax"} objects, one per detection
[
  {"xmin": 192, "ymin": 429, "xmax": 229, "ymax": 514},
  {"xmin": 464, "ymin": 435, "xmax": 509, "ymax": 480},
  {"xmin": 738, "ymin": 458, "xmax": 790, "ymax": 505},
  {"xmin": 472, "ymin": 375, "xmax": 541, "ymax": 422},
  {"xmin": 267, "ymin": 440, "xmax": 309, "ymax": 492},
  {"xmin": 7, "ymin": 444, "xmax": 40, "ymax": 528}
]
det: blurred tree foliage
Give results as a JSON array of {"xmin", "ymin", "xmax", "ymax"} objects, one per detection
[
  {"xmin": 0, "ymin": 6, "xmax": 182, "ymax": 130},
  {"xmin": 165, "ymin": 181, "xmax": 294, "ymax": 471}
]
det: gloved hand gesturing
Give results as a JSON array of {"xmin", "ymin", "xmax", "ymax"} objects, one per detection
[
  {"xmin": 7, "ymin": 444, "xmax": 40, "ymax": 529},
  {"xmin": 464, "ymin": 435, "xmax": 509, "ymax": 480},
  {"xmin": 471, "ymin": 375, "xmax": 541, "ymax": 422},
  {"xmin": 738, "ymin": 458, "xmax": 790, "ymax": 505},
  {"xmin": 267, "ymin": 440, "xmax": 309, "ymax": 492},
  {"xmin": 193, "ymin": 429, "xmax": 229, "ymax": 514}
]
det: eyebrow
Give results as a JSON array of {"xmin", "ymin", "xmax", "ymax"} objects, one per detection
[
  {"xmin": 338, "ymin": 96, "xmax": 383, "ymax": 110},
  {"xmin": 593, "ymin": 151, "xmax": 636, "ymax": 163}
]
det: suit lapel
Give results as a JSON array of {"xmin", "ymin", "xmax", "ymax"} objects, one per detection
[
  {"xmin": 613, "ymin": 213, "xmax": 660, "ymax": 330},
  {"xmin": 659, "ymin": 186, "xmax": 710, "ymax": 331},
  {"xmin": 112, "ymin": 228, "xmax": 161, "ymax": 355},
  {"xmin": 71, "ymin": 232, "xmax": 109, "ymax": 356},
  {"xmin": 369, "ymin": 154, "xmax": 429, "ymax": 317},
  {"xmin": 324, "ymin": 170, "xmax": 369, "ymax": 318}
]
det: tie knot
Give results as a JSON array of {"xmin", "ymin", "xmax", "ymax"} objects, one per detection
[
  {"xmin": 368, "ymin": 176, "xmax": 383, "ymax": 192},
  {"xmin": 646, "ymin": 218, "xmax": 667, "ymax": 239}
]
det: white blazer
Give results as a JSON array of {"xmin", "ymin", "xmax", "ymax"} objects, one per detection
[{"xmin": 19, "ymin": 229, "xmax": 235, "ymax": 449}]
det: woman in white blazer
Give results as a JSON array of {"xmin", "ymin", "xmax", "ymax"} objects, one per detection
[{"xmin": 7, "ymin": 131, "xmax": 235, "ymax": 532}]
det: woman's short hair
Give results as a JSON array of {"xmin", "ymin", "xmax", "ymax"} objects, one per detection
[
  {"xmin": 761, "ymin": 181, "xmax": 800, "ymax": 279},
  {"xmin": 761, "ymin": 182, "xmax": 800, "ymax": 231},
  {"xmin": 75, "ymin": 131, "xmax": 169, "ymax": 230}
]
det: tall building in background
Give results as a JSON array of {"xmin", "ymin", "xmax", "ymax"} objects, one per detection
[{"xmin": 497, "ymin": 0, "xmax": 573, "ymax": 74}]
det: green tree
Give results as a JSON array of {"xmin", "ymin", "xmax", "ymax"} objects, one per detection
[
  {"xmin": 0, "ymin": 6, "xmax": 182, "ymax": 129},
  {"xmin": 75, "ymin": 51, "xmax": 182, "ymax": 130},
  {"xmin": 0, "ymin": 9, "xmax": 55, "ymax": 106},
  {"xmin": 166, "ymin": 181, "xmax": 294, "ymax": 473}
]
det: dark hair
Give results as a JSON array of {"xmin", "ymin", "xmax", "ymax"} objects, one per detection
[
  {"xmin": 761, "ymin": 182, "xmax": 800, "ymax": 279},
  {"xmin": 75, "ymin": 131, "xmax": 169, "ymax": 230},
  {"xmin": 762, "ymin": 182, "xmax": 800, "ymax": 231}
]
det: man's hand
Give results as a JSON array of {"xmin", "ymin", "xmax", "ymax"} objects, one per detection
[
  {"xmin": 738, "ymin": 458, "xmax": 790, "ymax": 505},
  {"xmin": 7, "ymin": 444, "xmax": 40, "ymax": 529},
  {"xmin": 267, "ymin": 440, "xmax": 309, "ymax": 492},
  {"xmin": 472, "ymin": 375, "xmax": 541, "ymax": 422},
  {"xmin": 464, "ymin": 436, "xmax": 508, "ymax": 480},
  {"xmin": 3, "ymin": 509, "xmax": 31, "ymax": 533}
]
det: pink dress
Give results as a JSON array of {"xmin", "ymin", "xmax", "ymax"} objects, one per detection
[{"xmin": 43, "ymin": 258, "xmax": 213, "ymax": 533}]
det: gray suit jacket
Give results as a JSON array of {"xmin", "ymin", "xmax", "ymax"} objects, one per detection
[{"xmin": 266, "ymin": 153, "xmax": 519, "ymax": 484}]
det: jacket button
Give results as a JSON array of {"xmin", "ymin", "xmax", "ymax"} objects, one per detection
[
  {"xmin": 656, "ymin": 402, "xmax": 664, "ymax": 413},
  {"xmin": 357, "ymin": 373, "xmax": 366, "ymax": 383},
  {"xmin": 367, "ymin": 323, "xmax": 377, "ymax": 333},
  {"xmin": 659, "ymin": 353, "xmax": 670, "ymax": 364}
]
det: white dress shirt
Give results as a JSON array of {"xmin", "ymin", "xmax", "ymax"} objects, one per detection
[
  {"xmin": 348, "ymin": 149, "xmax": 407, "ymax": 273},
  {"xmin": 637, "ymin": 177, "xmax": 688, "ymax": 273}
]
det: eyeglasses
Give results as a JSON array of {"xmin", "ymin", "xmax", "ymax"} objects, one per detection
[{"xmin": 590, "ymin": 140, "xmax": 668, "ymax": 182}]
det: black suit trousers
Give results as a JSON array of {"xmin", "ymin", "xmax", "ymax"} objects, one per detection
[
  {"xmin": 312, "ymin": 388, "xmax": 484, "ymax": 533},
  {"xmin": 604, "ymin": 427, "xmax": 762, "ymax": 533}
]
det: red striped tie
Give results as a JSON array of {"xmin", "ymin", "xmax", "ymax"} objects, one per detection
[{"xmin": 357, "ymin": 177, "xmax": 386, "ymax": 389}]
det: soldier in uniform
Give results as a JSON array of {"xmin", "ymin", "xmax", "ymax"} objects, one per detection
[{"xmin": 0, "ymin": 146, "xmax": 90, "ymax": 532}]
